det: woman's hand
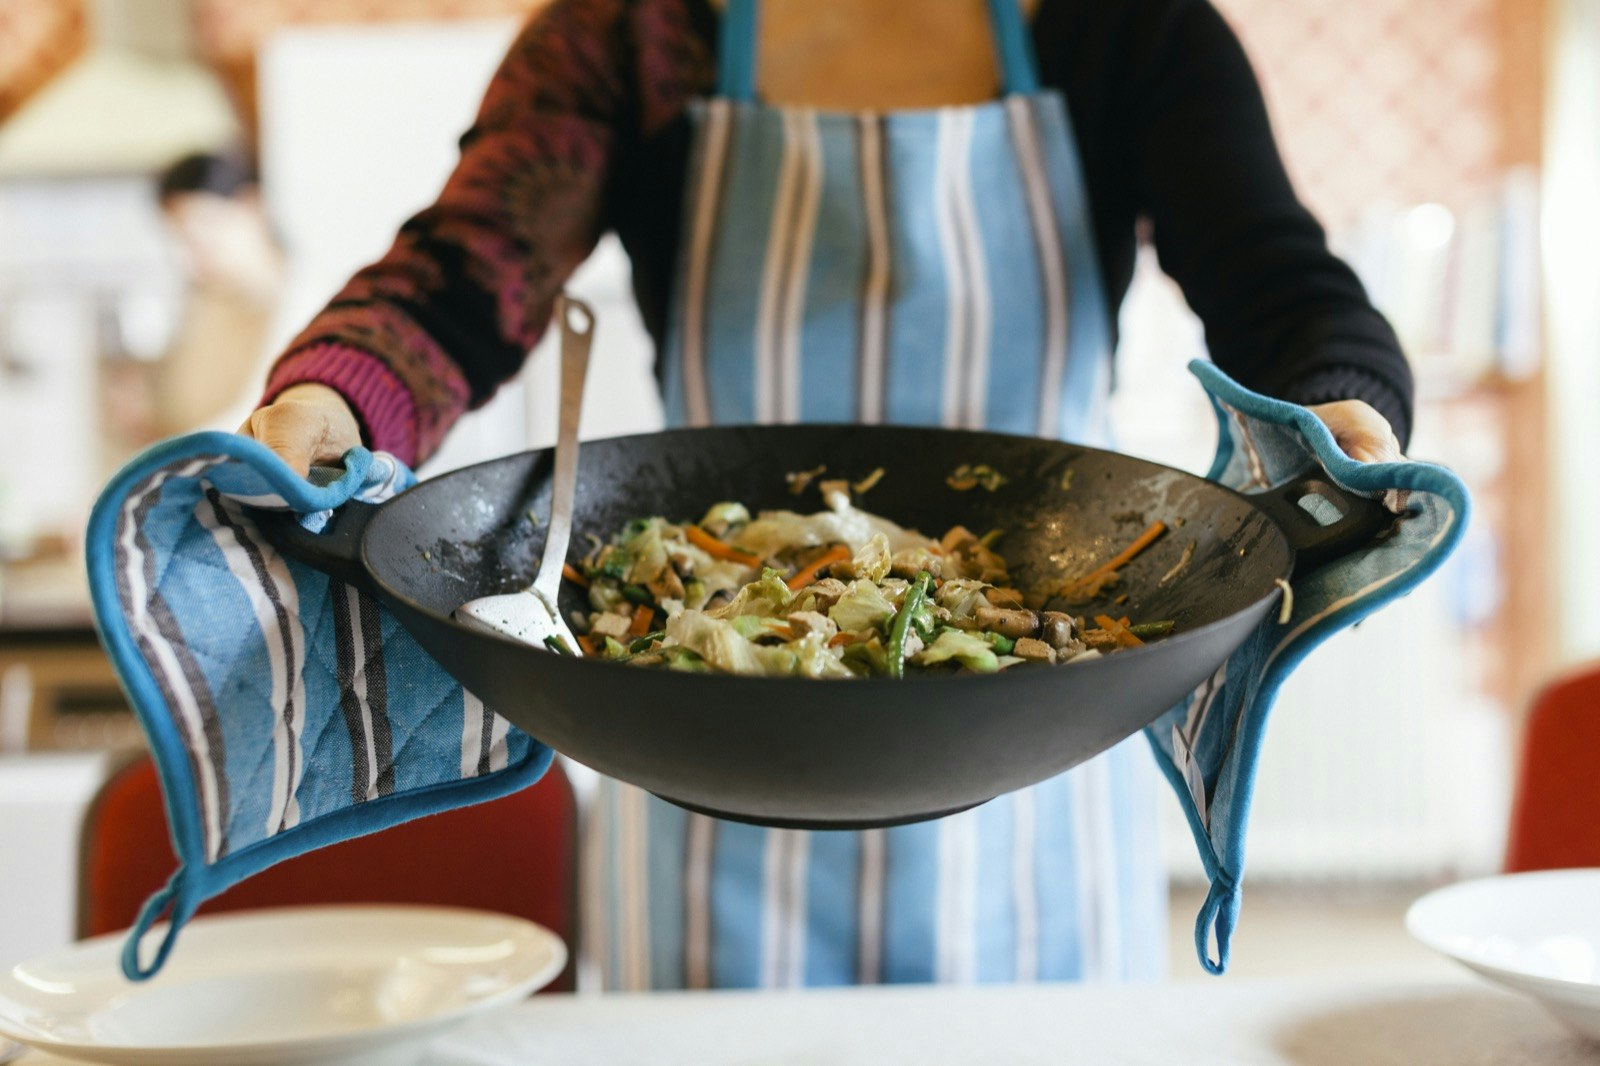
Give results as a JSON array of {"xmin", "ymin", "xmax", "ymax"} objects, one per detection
[
  {"xmin": 1307, "ymin": 400, "xmax": 1402, "ymax": 465},
  {"xmin": 238, "ymin": 384, "xmax": 362, "ymax": 478}
]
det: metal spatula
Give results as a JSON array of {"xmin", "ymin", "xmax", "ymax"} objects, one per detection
[{"xmin": 454, "ymin": 294, "xmax": 594, "ymax": 654}]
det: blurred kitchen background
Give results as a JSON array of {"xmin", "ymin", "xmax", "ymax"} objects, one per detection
[{"xmin": 1, "ymin": 0, "xmax": 1596, "ymax": 980}]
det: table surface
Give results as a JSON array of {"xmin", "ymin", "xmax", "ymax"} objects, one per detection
[{"xmin": 17, "ymin": 974, "xmax": 1595, "ymax": 1066}]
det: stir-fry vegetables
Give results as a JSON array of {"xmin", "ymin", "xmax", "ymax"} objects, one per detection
[{"xmin": 560, "ymin": 482, "xmax": 1176, "ymax": 678}]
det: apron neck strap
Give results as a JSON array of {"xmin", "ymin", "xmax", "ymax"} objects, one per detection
[{"xmin": 717, "ymin": 0, "xmax": 1041, "ymax": 102}]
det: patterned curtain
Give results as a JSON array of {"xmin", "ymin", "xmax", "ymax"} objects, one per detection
[
  {"xmin": 1215, "ymin": 0, "xmax": 1506, "ymax": 230},
  {"xmin": 0, "ymin": 0, "xmax": 89, "ymax": 123}
]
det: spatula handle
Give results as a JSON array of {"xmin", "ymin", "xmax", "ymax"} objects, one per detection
[{"xmin": 533, "ymin": 295, "xmax": 594, "ymax": 603}]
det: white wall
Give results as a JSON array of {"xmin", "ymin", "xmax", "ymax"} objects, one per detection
[{"xmin": 1543, "ymin": 0, "xmax": 1600, "ymax": 665}]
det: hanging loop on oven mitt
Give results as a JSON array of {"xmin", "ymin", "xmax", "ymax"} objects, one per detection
[
  {"xmin": 1148, "ymin": 361, "xmax": 1471, "ymax": 975},
  {"xmin": 86, "ymin": 432, "xmax": 552, "ymax": 981}
]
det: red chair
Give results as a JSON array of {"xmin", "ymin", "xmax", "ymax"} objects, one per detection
[
  {"xmin": 1505, "ymin": 666, "xmax": 1600, "ymax": 873},
  {"xmin": 79, "ymin": 754, "xmax": 578, "ymax": 991}
]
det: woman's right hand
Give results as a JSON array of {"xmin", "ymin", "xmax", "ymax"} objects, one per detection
[{"xmin": 238, "ymin": 383, "xmax": 363, "ymax": 478}]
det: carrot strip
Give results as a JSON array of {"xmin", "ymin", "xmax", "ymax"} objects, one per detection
[
  {"xmin": 685, "ymin": 525, "xmax": 762, "ymax": 567},
  {"xmin": 562, "ymin": 562, "xmax": 590, "ymax": 588},
  {"xmin": 1094, "ymin": 614, "xmax": 1145, "ymax": 649},
  {"xmin": 829, "ymin": 631, "xmax": 859, "ymax": 647},
  {"xmin": 787, "ymin": 544, "xmax": 852, "ymax": 590},
  {"xmin": 1062, "ymin": 520, "xmax": 1168, "ymax": 598},
  {"xmin": 628, "ymin": 605, "xmax": 655, "ymax": 638},
  {"xmin": 1097, "ymin": 521, "xmax": 1168, "ymax": 579},
  {"xmin": 578, "ymin": 633, "xmax": 605, "ymax": 656}
]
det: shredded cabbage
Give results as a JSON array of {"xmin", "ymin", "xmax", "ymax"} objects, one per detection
[
  {"xmin": 666, "ymin": 611, "xmax": 850, "ymax": 678},
  {"xmin": 934, "ymin": 578, "xmax": 992, "ymax": 623},
  {"xmin": 707, "ymin": 567, "xmax": 793, "ymax": 619},
  {"xmin": 846, "ymin": 532, "xmax": 893, "ymax": 583},
  {"xmin": 733, "ymin": 507, "xmax": 927, "ymax": 557},
  {"xmin": 916, "ymin": 629, "xmax": 1000, "ymax": 673},
  {"xmin": 828, "ymin": 580, "xmax": 897, "ymax": 633},
  {"xmin": 621, "ymin": 518, "xmax": 672, "ymax": 584},
  {"xmin": 700, "ymin": 501, "xmax": 751, "ymax": 528}
]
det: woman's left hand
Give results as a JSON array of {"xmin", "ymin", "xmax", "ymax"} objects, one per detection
[{"xmin": 1307, "ymin": 400, "xmax": 1403, "ymax": 464}]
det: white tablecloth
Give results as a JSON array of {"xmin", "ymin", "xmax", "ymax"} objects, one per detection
[
  {"xmin": 427, "ymin": 977, "xmax": 1596, "ymax": 1066},
  {"xmin": 12, "ymin": 977, "xmax": 1598, "ymax": 1065}
]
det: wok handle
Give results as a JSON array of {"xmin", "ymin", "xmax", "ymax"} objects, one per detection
[
  {"xmin": 251, "ymin": 500, "xmax": 381, "ymax": 592},
  {"xmin": 1247, "ymin": 474, "xmax": 1394, "ymax": 576}
]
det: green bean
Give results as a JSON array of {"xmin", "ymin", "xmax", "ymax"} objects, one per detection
[
  {"xmin": 1130, "ymin": 620, "xmax": 1176, "ymax": 639},
  {"xmin": 628, "ymin": 631, "xmax": 666, "ymax": 653},
  {"xmin": 981, "ymin": 631, "xmax": 1016, "ymax": 655},
  {"xmin": 887, "ymin": 571, "xmax": 934, "ymax": 679}
]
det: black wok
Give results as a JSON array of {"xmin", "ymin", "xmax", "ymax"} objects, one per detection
[{"xmin": 257, "ymin": 424, "xmax": 1390, "ymax": 829}]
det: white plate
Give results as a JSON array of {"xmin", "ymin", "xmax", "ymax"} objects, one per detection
[
  {"xmin": 0, "ymin": 905, "xmax": 566, "ymax": 1066},
  {"xmin": 1407, "ymin": 868, "xmax": 1600, "ymax": 1040}
]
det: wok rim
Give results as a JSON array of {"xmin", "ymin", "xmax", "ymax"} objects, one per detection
[{"xmin": 363, "ymin": 422, "xmax": 1291, "ymax": 688}]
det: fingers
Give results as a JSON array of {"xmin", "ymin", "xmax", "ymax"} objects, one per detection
[
  {"xmin": 1345, "ymin": 439, "xmax": 1401, "ymax": 465},
  {"xmin": 1307, "ymin": 400, "xmax": 1403, "ymax": 465},
  {"xmin": 238, "ymin": 387, "xmax": 362, "ymax": 479}
]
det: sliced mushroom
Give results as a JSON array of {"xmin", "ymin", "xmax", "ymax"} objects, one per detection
[
  {"xmin": 1013, "ymin": 637, "xmax": 1055, "ymax": 663},
  {"xmin": 1039, "ymin": 611, "xmax": 1079, "ymax": 650},
  {"xmin": 974, "ymin": 605, "xmax": 1040, "ymax": 639}
]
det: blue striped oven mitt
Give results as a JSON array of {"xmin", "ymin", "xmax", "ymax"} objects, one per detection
[
  {"xmin": 87, "ymin": 443, "xmax": 552, "ymax": 979},
  {"xmin": 87, "ymin": 362, "xmax": 1468, "ymax": 980}
]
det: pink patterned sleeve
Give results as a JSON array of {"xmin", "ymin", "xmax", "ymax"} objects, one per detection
[{"xmin": 262, "ymin": 0, "xmax": 641, "ymax": 466}]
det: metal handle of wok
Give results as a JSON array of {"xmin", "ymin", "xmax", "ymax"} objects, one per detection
[
  {"xmin": 1247, "ymin": 474, "xmax": 1395, "ymax": 576},
  {"xmin": 532, "ymin": 295, "xmax": 595, "ymax": 607}
]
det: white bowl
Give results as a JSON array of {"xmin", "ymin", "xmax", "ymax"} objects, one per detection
[
  {"xmin": 1408, "ymin": 869, "xmax": 1600, "ymax": 1041},
  {"xmin": 0, "ymin": 905, "xmax": 566, "ymax": 1066}
]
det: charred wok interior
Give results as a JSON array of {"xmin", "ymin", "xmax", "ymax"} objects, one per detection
[{"xmin": 261, "ymin": 423, "xmax": 1388, "ymax": 827}]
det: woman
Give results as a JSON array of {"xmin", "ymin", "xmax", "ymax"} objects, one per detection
[{"xmin": 241, "ymin": 0, "xmax": 1409, "ymax": 988}]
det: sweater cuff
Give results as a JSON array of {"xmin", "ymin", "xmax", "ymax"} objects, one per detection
[
  {"xmin": 1277, "ymin": 365, "xmax": 1413, "ymax": 451},
  {"xmin": 264, "ymin": 344, "xmax": 419, "ymax": 466}
]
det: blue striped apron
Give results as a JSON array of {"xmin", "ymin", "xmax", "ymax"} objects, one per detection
[{"xmin": 585, "ymin": 0, "xmax": 1164, "ymax": 989}]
